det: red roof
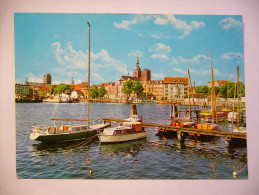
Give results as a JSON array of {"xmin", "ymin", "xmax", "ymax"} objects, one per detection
[{"xmin": 164, "ymin": 77, "xmax": 188, "ymax": 84}]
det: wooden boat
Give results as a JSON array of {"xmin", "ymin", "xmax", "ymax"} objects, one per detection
[
  {"xmin": 30, "ymin": 120, "xmax": 110, "ymax": 142},
  {"xmin": 200, "ymin": 110, "xmax": 226, "ymax": 122},
  {"xmin": 227, "ymin": 111, "xmax": 242, "ymax": 123},
  {"xmin": 98, "ymin": 117, "xmax": 147, "ymax": 143},
  {"xmin": 30, "ymin": 22, "xmax": 110, "ymax": 143}
]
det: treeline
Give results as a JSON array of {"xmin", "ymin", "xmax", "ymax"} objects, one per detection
[{"xmin": 195, "ymin": 82, "xmax": 245, "ymax": 98}]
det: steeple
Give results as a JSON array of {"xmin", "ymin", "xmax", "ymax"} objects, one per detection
[
  {"xmin": 133, "ymin": 56, "xmax": 141, "ymax": 79},
  {"xmin": 136, "ymin": 56, "xmax": 140, "ymax": 70},
  {"xmin": 71, "ymin": 77, "xmax": 74, "ymax": 85}
]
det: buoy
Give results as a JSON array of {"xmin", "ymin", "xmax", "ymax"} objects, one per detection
[
  {"xmin": 90, "ymin": 169, "xmax": 93, "ymax": 175},
  {"xmin": 233, "ymin": 171, "xmax": 237, "ymax": 177}
]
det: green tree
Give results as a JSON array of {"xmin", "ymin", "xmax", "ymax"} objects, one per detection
[
  {"xmin": 98, "ymin": 86, "xmax": 107, "ymax": 98},
  {"xmin": 48, "ymin": 84, "xmax": 54, "ymax": 95},
  {"xmin": 201, "ymin": 86, "xmax": 209, "ymax": 94},
  {"xmin": 132, "ymin": 80, "xmax": 144, "ymax": 98},
  {"xmin": 54, "ymin": 83, "xmax": 71, "ymax": 94},
  {"xmin": 122, "ymin": 80, "xmax": 133, "ymax": 96},
  {"xmin": 90, "ymin": 86, "xmax": 99, "ymax": 98},
  {"xmin": 220, "ymin": 82, "xmax": 245, "ymax": 98}
]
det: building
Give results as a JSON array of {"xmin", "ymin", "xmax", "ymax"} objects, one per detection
[
  {"xmin": 44, "ymin": 72, "xmax": 51, "ymax": 84},
  {"xmin": 207, "ymin": 80, "xmax": 227, "ymax": 88},
  {"xmin": 15, "ymin": 84, "xmax": 30, "ymax": 99},
  {"xmin": 164, "ymin": 77, "xmax": 188, "ymax": 101},
  {"xmin": 141, "ymin": 69, "xmax": 151, "ymax": 82},
  {"xmin": 142, "ymin": 80, "xmax": 164, "ymax": 100}
]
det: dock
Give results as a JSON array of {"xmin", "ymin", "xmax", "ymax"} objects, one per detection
[{"xmin": 102, "ymin": 118, "xmax": 246, "ymax": 147}]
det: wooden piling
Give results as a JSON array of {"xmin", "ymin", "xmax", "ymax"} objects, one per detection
[{"xmin": 131, "ymin": 104, "xmax": 137, "ymax": 117}]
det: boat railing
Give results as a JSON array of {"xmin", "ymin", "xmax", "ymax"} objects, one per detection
[{"xmin": 32, "ymin": 125, "xmax": 50, "ymax": 133}]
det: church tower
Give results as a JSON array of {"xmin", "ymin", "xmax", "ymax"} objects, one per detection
[
  {"xmin": 44, "ymin": 72, "xmax": 51, "ymax": 84},
  {"xmin": 71, "ymin": 77, "xmax": 74, "ymax": 85},
  {"xmin": 133, "ymin": 57, "xmax": 141, "ymax": 79}
]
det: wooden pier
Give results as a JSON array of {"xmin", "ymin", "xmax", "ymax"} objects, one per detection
[{"xmin": 102, "ymin": 118, "xmax": 246, "ymax": 146}]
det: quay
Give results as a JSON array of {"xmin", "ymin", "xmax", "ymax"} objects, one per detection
[{"xmin": 102, "ymin": 118, "xmax": 246, "ymax": 147}]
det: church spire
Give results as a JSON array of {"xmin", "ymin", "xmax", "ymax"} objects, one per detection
[{"xmin": 136, "ymin": 56, "xmax": 139, "ymax": 67}]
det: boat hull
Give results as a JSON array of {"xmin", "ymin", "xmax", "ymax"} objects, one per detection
[
  {"xmin": 30, "ymin": 130, "xmax": 97, "ymax": 142},
  {"xmin": 30, "ymin": 123, "xmax": 110, "ymax": 142},
  {"xmin": 98, "ymin": 131, "xmax": 147, "ymax": 143}
]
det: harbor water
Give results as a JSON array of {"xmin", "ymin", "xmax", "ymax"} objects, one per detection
[{"xmin": 16, "ymin": 102, "xmax": 248, "ymax": 179}]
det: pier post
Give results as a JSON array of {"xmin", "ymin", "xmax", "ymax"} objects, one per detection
[
  {"xmin": 225, "ymin": 137, "xmax": 231, "ymax": 148},
  {"xmin": 131, "ymin": 104, "xmax": 137, "ymax": 116},
  {"xmin": 177, "ymin": 130, "xmax": 182, "ymax": 142}
]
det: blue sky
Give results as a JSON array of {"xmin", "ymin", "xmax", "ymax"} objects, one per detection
[{"xmin": 14, "ymin": 13, "xmax": 244, "ymax": 86}]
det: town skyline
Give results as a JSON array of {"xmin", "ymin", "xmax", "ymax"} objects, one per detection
[{"xmin": 15, "ymin": 13, "xmax": 244, "ymax": 86}]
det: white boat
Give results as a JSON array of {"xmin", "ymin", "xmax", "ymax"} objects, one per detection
[
  {"xmin": 227, "ymin": 112, "xmax": 242, "ymax": 123},
  {"xmin": 43, "ymin": 97, "xmax": 61, "ymax": 103},
  {"xmin": 98, "ymin": 119, "xmax": 147, "ymax": 143}
]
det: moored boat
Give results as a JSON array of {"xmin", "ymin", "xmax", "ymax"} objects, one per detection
[
  {"xmin": 98, "ymin": 119, "xmax": 147, "ymax": 143},
  {"xmin": 30, "ymin": 22, "xmax": 108, "ymax": 143},
  {"xmin": 30, "ymin": 120, "xmax": 110, "ymax": 142}
]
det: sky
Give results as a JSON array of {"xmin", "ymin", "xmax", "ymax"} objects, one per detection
[{"xmin": 14, "ymin": 13, "xmax": 244, "ymax": 86}]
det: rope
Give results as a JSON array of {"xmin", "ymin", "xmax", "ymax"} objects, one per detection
[{"xmin": 70, "ymin": 134, "xmax": 98, "ymax": 151}]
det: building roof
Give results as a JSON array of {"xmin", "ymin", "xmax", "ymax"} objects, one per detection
[
  {"xmin": 121, "ymin": 75, "xmax": 139, "ymax": 81},
  {"xmin": 164, "ymin": 77, "xmax": 188, "ymax": 84}
]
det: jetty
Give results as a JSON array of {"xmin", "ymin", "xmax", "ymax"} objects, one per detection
[{"xmin": 102, "ymin": 118, "xmax": 246, "ymax": 147}]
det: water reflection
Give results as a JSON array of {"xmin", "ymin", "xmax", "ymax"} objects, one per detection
[{"xmin": 99, "ymin": 139, "xmax": 146, "ymax": 157}]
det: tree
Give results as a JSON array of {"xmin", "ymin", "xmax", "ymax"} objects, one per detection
[
  {"xmin": 90, "ymin": 86, "xmax": 99, "ymax": 98},
  {"xmin": 201, "ymin": 86, "xmax": 209, "ymax": 94},
  {"xmin": 54, "ymin": 83, "xmax": 71, "ymax": 94},
  {"xmin": 132, "ymin": 80, "xmax": 144, "ymax": 98},
  {"xmin": 220, "ymin": 82, "xmax": 245, "ymax": 98},
  {"xmin": 122, "ymin": 80, "xmax": 133, "ymax": 96},
  {"xmin": 48, "ymin": 84, "xmax": 54, "ymax": 95},
  {"xmin": 98, "ymin": 86, "xmax": 107, "ymax": 98}
]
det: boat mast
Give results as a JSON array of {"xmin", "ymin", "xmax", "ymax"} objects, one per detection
[
  {"xmin": 211, "ymin": 50, "xmax": 215, "ymax": 123},
  {"xmin": 87, "ymin": 22, "xmax": 90, "ymax": 125},
  {"xmin": 187, "ymin": 56, "xmax": 191, "ymax": 118},
  {"xmin": 237, "ymin": 58, "xmax": 240, "ymax": 130},
  {"xmin": 227, "ymin": 73, "xmax": 229, "ymax": 107}
]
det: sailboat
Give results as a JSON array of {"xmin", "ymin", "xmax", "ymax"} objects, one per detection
[
  {"xmin": 158, "ymin": 57, "xmax": 196, "ymax": 135},
  {"xmin": 190, "ymin": 51, "xmax": 221, "ymax": 139},
  {"xmin": 30, "ymin": 22, "xmax": 110, "ymax": 142},
  {"xmin": 232, "ymin": 62, "xmax": 246, "ymax": 133}
]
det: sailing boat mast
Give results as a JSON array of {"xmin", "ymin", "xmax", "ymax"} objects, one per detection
[
  {"xmin": 187, "ymin": 56, "xmax": 191, "ymax": 118},
  {"xmin": 87, "ymin": 22, "xmax": 90, "ymax": 125},
  {"xmin": 211, "ymin": 50, "xmax": 216, "ymax": 123}
]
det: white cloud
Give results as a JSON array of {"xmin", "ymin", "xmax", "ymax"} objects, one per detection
[
  {"xmin": 151, "ymin": 54, "xmax": 169, "ymax": 60},
  {"xmin": 151, "ymin": 34, "xmax": 161, "ymax": 39},
  {"xmin": 151, "ymin": 34, "xmax": 172, "ymax": 39},
  {"xmin": 221, "ymin": 52, "xmax": 243, "ymax": 60},
  {"xmin": 219, "ymin": 17, "xmax": 242, "ymax": 30},
  {"xmin": 138, "ymin": 33, "xmax": 144, "ymax": 37},
  {"xmin": 173, "ymin": 68, "xmax": 187, "ymax": 75},
  {"xmin": 114, "ymin": 15, "xmax": 152, "ymax": 30},
  {"xmin": 128, "ymin": 50, "xmax": 144, "ymax": 58},
  {"xmin": 25, "ymin": 73, "xmax": 43, "ymax": 83},
  {"xmin": 154, "ymin": 15, "xmax": 205, "ymax": 39},
  {"xmin": 189, "ymin": 55, "xmax": 210, "ymax": 64},
  {"xmin": 171, "ymin": 56, "xmax": 186, "ymax": 65},
  {"xmin": 171, "ymin": 55, "xmax": 210, "ymax": 66},
  {"xmin": 152, "ymin": 73, "xmax": 165, "ymax": 79},
  {"xmin": 149, "ymin": 43, "xmax": 172, "ymax": 54}
]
